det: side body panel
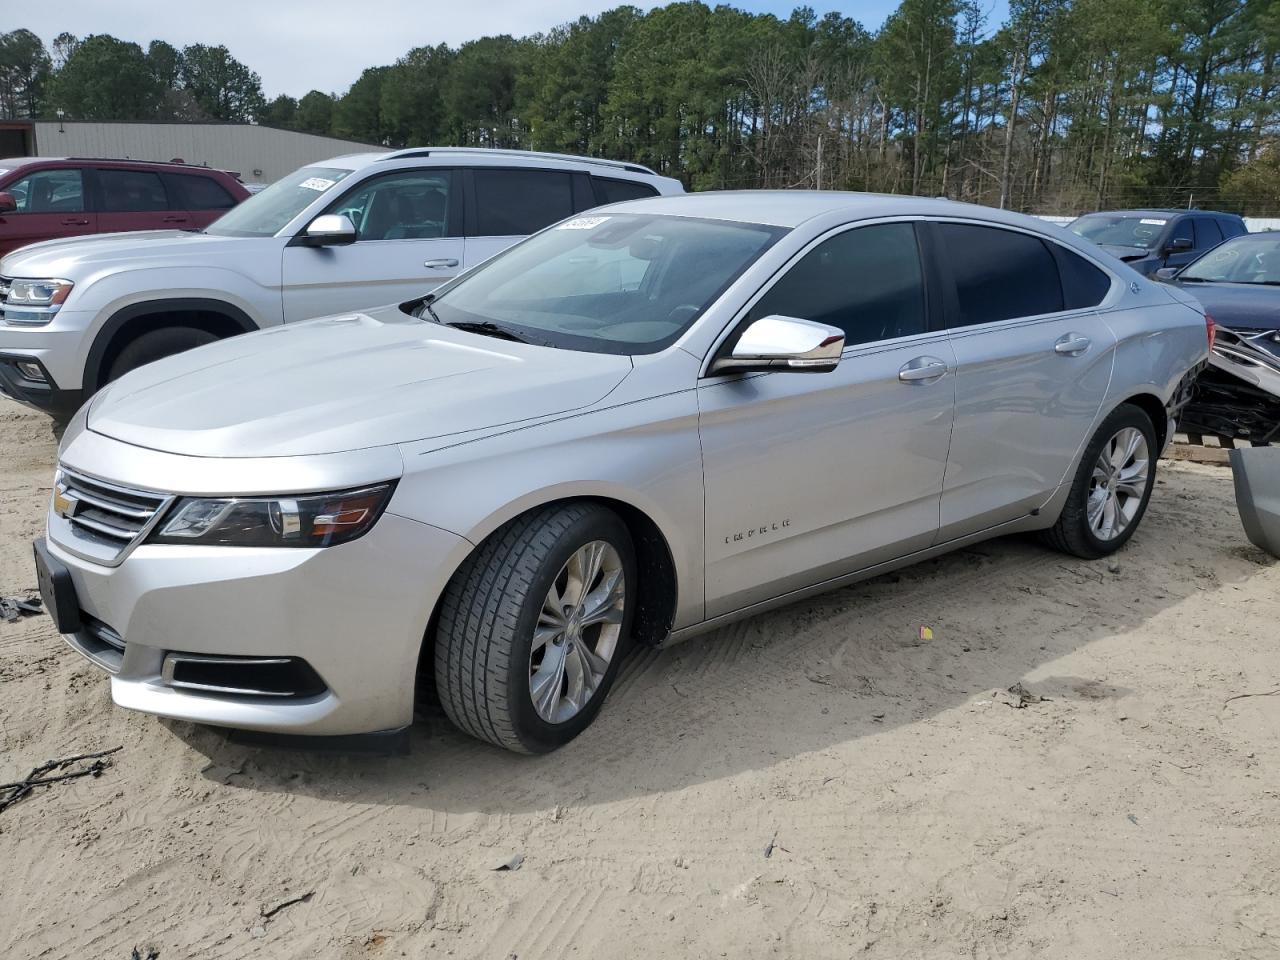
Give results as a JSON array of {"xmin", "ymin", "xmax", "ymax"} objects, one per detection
[{"xmin": 697, "ymin": 334, "xmax": 956, "ymax": 617}]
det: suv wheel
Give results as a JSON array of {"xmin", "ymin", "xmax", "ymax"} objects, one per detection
[
  {"xmin": 106, "ymin": 327, "xmax": 219, "ymax": 383},
  {"xmin": 435, "ymin": 503, "xmax": 635, "ymax": 753},
  {"xmin": 1045, "ymin": 404, "xmax": 1158, "ymax": 559}
]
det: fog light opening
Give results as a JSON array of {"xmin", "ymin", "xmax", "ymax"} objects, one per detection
[{"xmin": 16, "ymin": 361, "xmax": 47, "ymax": 383}]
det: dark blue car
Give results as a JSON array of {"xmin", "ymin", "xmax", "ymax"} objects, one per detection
[
  {"xmin": 1068, "ymin": 209, "xmax": 1247, "ymax": 276},
  {"xmin": 1162, "ymin": 232, "xmax": 1280, "ymax": 444}
]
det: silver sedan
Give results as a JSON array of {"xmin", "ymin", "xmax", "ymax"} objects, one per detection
[{"xmin": 38, "ymin": 192, "xmax": 1210, "ymax": 752}]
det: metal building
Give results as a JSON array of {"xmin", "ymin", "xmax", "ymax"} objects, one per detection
[{"xmin": 0, "ymin": 120, "xmax": 388, "ymax": 184}]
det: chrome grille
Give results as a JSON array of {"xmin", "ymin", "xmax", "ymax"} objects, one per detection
[
  {"xmin": 50, "ymin": 467, "xmax": 174, "ymax": 566},
  {"xmin": 0, "ymin": 275, "xmax": 9, "ymax": 321}
]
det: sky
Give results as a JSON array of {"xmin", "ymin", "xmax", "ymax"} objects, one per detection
[{"xmin": 25, "ymin": 0, "xmax": 1009, "ymax": 100}]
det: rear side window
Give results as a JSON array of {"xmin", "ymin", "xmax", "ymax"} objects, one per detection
[
  {"xmin": 938, "ymin": 223, "xmax": 1063, "ymax": 326},
  {"xmin": 1054, "ymin": 246, "xmax": 1113, "ymax": 309},
  {"xmin": 99, "ymin": 169, "xmax": 169, "ymax": 212},
  {"xmin": 178, "ymin": 175, "xmax": 238, "ymax": 210},
  {"xmin": 1194, "ymin": 218, "xmax": 1223, "ymax": 248},
  {"xmin": 748, "ymin": 222, "xmax": 926, "ymax": 346},
  {"xmin": 472, "ymin": 169, "xmax": 574, "ymax": 236},
  {"xmin": 5, "ymin": 168, "xmax": 84, "ymax": 213},
  {"xmin": 593, "ymin": 176, "xmax": 659, "ymax": 205}
]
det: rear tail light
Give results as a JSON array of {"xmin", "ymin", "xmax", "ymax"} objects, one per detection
[{"xmin": 1205, "ymin": 312, "xmax": 1216, "ymax": 352}]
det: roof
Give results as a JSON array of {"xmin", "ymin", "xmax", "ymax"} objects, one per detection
[
  {"xmin": 0, "ymin": 156, "xmax": 238, "ymax": 175},
  {"xmin": 607, "ymin": 190, "xmax": 1035, "ymax": 229},
  {"xmin": 1080, "ymin": 208, "xmax": 1243, "ymax": 219}
]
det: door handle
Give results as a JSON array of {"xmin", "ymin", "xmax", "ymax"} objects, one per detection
[
  {"xmin": 1054, "ymin": 333, "xmax": 1091, "ymax": 356},
  {"xmin": 60, "ymin": 218, "xmax": 90, "ymax": 226},
  {"xmin": 424, "ymin": 258, "xmax": 459, "ymax": 269},
  {"xmin": 162, "ymin": 215, "xmax": 188, "ymax": 223},
  {"xmin": 898, "ymin": 356, "xmax": 949, "ymax": 383}
]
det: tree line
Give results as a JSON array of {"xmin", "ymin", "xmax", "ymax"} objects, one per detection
[{"xmin": 3, "ymin": 0, "xmax": 1280, "ymax": 215}]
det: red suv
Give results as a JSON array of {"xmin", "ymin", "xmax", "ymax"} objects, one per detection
[{"xmin": 0, "ymin": 157, "xmax": 250, "ymax": 257}]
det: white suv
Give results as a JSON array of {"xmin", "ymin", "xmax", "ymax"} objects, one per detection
[{"xmin": 0, "ymin": 148, "xmax": 683, "ymax": 419}]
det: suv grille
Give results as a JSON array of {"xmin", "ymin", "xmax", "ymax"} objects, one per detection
[
  {"xmin": 0, "ymin": 275, "xmax": 10, "ymax": 321},
  {"xmin": 51, "ymin": 467, "xmax": 174, "ymax": 565}
]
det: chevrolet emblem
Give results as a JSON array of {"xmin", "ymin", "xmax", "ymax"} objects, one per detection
[{"xmin": 52, "ymin": 484, "xmax": 79, "ymax": 520}]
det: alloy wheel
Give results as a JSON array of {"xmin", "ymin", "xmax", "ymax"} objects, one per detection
[
  {"xmin": 1087, "ymin": 426, "xmax": 1150, "ymax": 541},
  {"xmin": 529, "ymin": 540, "xmax": 626, "ymax": 723}
]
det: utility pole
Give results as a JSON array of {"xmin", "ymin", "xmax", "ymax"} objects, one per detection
[{"xmin": 816, "ymin": 135, "xmax": 823, "ymax": 191}]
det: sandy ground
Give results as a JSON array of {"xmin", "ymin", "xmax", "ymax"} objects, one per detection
[{"xmin": 1, "ymin": 395, "xmax": 1279, "ymax": 960}]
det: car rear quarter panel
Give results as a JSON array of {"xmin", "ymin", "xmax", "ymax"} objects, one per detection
[{"xmin": 1100, "ymin": 285, "xmax": 1208, "ymax": 418}]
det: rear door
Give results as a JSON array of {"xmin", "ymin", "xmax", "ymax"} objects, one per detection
[
  {"xmin": 281, "ymin": 167, "xmax": 462, "ymax": 322},
  {"xmin": 0, "ymin": 167, "xmax": 96, "ymax": 256},
  {"xmin": 463, "ymin": 167, "xmax": 577, "ymax": 271},
  {"xmin": 165, "ymin": 173, "xmax": 240, "ymax": 229},
  {"xmin": 933, "ymin": 221, "xmax": 1118, "ymax": 542},
  {"xmin": 93, "ymin": 167, "xmax": 184, "ymax": 233}
]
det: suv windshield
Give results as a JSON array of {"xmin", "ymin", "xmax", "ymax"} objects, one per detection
[
  {"xmin": 1069, "ymin": 214, "xmax": 1168, "ymax": 249},
  {"xmin": 1181, "ymin": 236, "xmax": 1280, "ymax": 285},
  {"xmin": 424, "ymin": 213, "xmax": 783, "ymax": 354},
  {"xmin": 205, "ymin": 166, "xmax": 353, "ymax": 237}
]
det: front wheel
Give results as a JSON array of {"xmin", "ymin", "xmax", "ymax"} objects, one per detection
[
  {"xmin": 434, "ymin": 503, "xmax": 635, "ymax": 753},
  {"xmin": 106, "ymin": 327, "xmax": 218, "ymax": 384},
  {"xmin": 1045, "ymin": 404, "xmax": 1158, "ymax": 559}
]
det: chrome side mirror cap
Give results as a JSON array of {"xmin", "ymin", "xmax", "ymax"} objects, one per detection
[
  {"xmin": 299, "ymin": 213, "xmax": 357, "ymax": 247},
  {"xmin": 711, "ymin": 315, "xmax": 844, "ymax": 375}
]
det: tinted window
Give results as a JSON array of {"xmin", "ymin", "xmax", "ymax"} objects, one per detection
[
  {"xmin": 179, "ymin": 174, "xmax": 237, "ymax": 210},
  {"xmin": 1194, "ymin": 217, "xmax": 1223, "ymax": 248},
  {"xmin": 1219, "ymin": 217, "xmax": 1247, "ymax": 239},
  {"xmin": 473, "ymin": 169, "xmax": 574, "ymax": 236},
  {"xmin": 330, "ymin": 170, "xmax": 454, "ymax": 241},
  {"xmin": 99, "ymin": 169, "xmax": 169, "ymax": 212},
  {"xmin": 6, "ymin": 168, "xmax": 84, "ymax": 213},
  {"xmin": 594, "ymin": 177, "xmax": 659, "ymax": 204},
  {"xmin": 939, "ymin": 223, "xmax": 1063, "ymax": 326},
  {"xmin": 1170, "ymin": 218, "xmax": 1193, "ymax": 245},
  {"xmin": 1055, "ymin": 246, "xmax": 1113, "ymax": 309},
  {"xmin": 749, "ymin": 222, "xmax": 926, "ymax": 345}
]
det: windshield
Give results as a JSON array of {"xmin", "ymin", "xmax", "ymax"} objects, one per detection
[
  {"xmin": 205, "ymin": 165, "xmax": 353, "ymax": 237},
  {"xmin": 1069, "ymin": 214, "xmax": 1167, "ymax": 250},
  {"xmin": 425, "ymin": 213, "xmax": 783, "ymax": 354},
  {"xmin": 1181, "ymin": 236, "xmax": 1280, "ymax": 284}
]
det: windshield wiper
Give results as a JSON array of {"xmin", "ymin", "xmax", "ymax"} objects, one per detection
[{"xmin": 444, "ymin": 320, "xmax": 530, "ymax": 343}]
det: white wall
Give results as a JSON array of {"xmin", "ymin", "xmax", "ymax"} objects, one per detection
[{"xmin": 31, "ymin": 121, "xmax": 390, "ymax": 184}]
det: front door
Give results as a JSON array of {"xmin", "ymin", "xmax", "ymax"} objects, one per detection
[
  {"xmin": 698, "ymin": 221, "xmax": 955, "ymax": 618},
  {"xmin": 932, "ymin": 221, "xmax": 1118, "ymax": 541},
  {"xmin": 281, "ymin": 168, "xmax": 463, "ymax": 323},
  {"xmin": 0, "ymin": 167, "xmax": 96, "ymax": 257}
]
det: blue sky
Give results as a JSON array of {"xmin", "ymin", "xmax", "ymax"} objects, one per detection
[{"xmin": 29, "ymin": 0, "xmax": 1011, "ymax": 99}]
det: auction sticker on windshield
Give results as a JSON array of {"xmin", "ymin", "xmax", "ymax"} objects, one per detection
[
  {"xmin": 299, "ymin": 177, "xmax": 337, "ymax": 191},
  {"xmin": 1140, "ymin": 218, "xmax": 1168, "ymax": 225},
  {"xmin": 558, "ymin": 216, "xmax": 610, "ymax": 230}
]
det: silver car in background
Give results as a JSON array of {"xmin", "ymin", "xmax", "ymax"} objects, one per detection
[{"xmin": 36, "ymin": 193, "xmax": 1210, "ymax": 753}]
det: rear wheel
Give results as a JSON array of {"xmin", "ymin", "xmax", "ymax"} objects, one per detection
[
  {"xmin": 105, "ymin": 327, "xmax": 218, "ymax": 384},
  {"xmin": 434, "ymin": 503, "xmax": 635, "ymax": 753},
  {"xmin": 1045, "ymin": 404, "xmax": 1158, "ymax": 559}
]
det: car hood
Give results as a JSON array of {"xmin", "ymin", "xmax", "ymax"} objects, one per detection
[
  {"xmin": 0, "ymin": 229, "xmax": 268, "ymax": 277},
  {"xmin": 1097, "ymin": 244, "xmax": 1151, "ymax": 263},
  {"xmin": 87, "ymin": 309, "xmax": 634, "ymax": 458},
  {"xmin": 1169, "ymin": 281, "xmax": 1280, "ymax": 333}
]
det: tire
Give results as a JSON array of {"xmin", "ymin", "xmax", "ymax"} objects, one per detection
[
  {"xmin": 106, "ymin": 327, "xmax": 219, "ymax": 384},
  {"xmin": 1044, "ymin": 404, "xmax": 1158, "ymax": 559},
  {"xmin": 434, "ymin": 503, "xmax": 636, "ymax": 753}
]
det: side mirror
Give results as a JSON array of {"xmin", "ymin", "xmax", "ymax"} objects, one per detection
[
  {"xmin": 0, "ymin": 192, "xmax": 16, "ymax": 213},
  {"xmin": 1165, "ymin": 237, "xmax": 1193, "ymax": 255},
  {"xmin": 1154, "ymin": 267, "xmax": 1179, "ymax": 282},
  {"xmin": 711, "ymin": 315, "xmax": 845, "ymax": 375},
  {"xmin": 299, "ymin": 213, "xmax": 356, "ymax": 247}
]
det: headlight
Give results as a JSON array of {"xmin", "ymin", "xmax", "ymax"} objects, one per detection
[
  {"xmin": 149, "ymin": 483, "xmax": 396, "ymax": 548},
  {"xmin": 3, "ymin": 278, "xmax": 74, "ymax": 325}
]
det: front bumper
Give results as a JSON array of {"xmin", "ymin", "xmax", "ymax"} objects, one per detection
[
  {"xmin": 0, "ymin": 309, "xmax": 96, "ymax": 417},
  {"xmin": 45, "ymin": 510, "xmax": 470, "ymax": 736},
  {"xmin": 0, "ymin": 351, "xmax": 83, "ymax": 419}
]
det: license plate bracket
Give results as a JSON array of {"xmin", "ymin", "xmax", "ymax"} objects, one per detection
[{"xmin": 33, "ymin": 538, "xmax": 82, "ymax": 635}]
